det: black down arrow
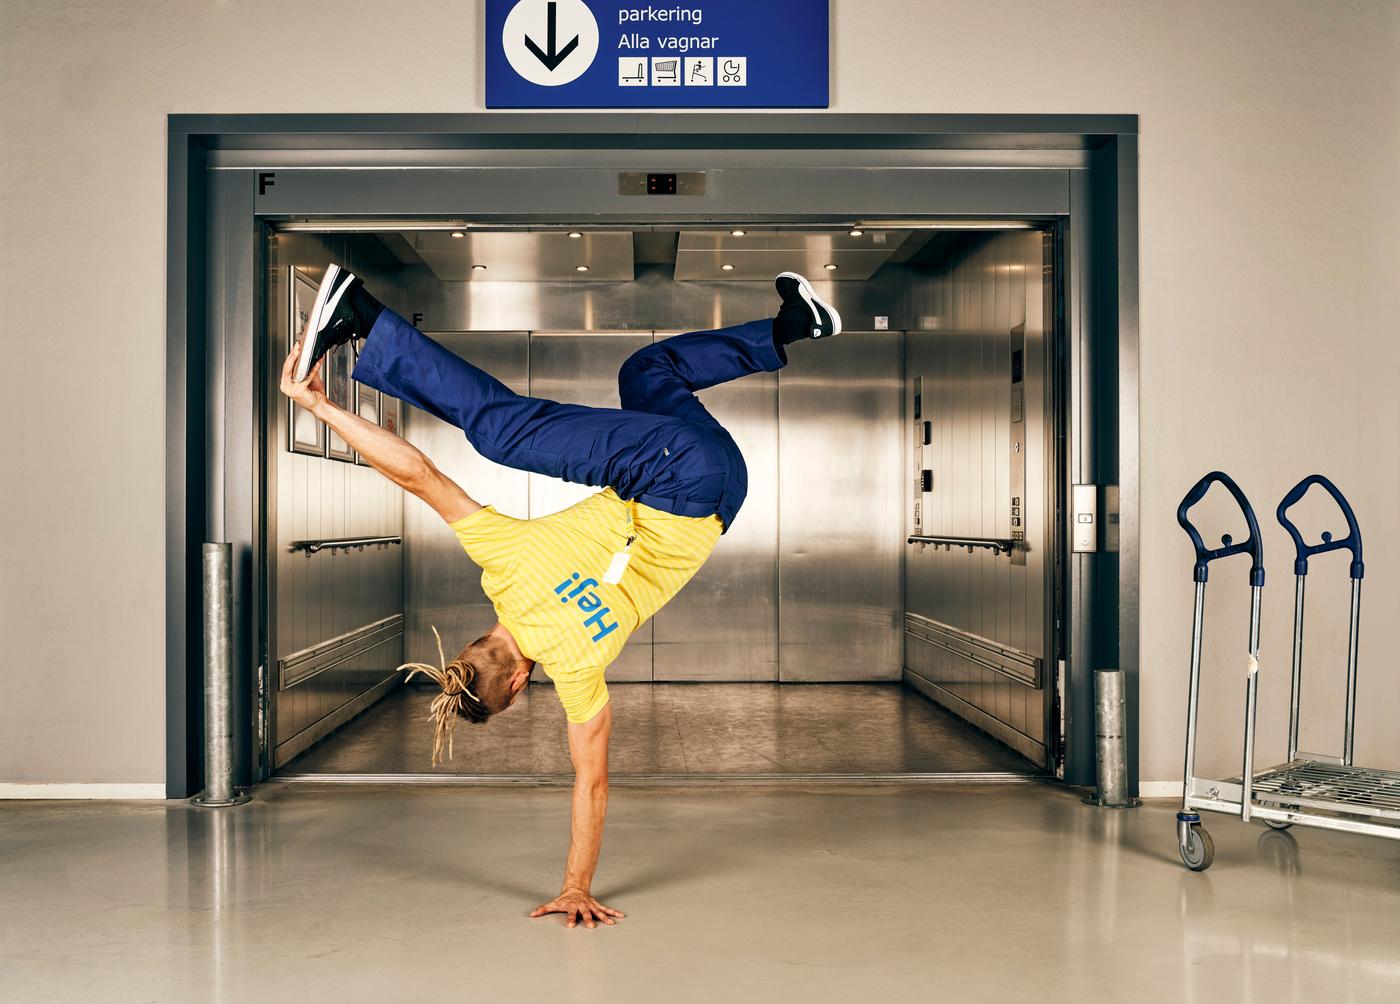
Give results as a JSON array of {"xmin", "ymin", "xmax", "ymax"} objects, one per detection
[{"xmin": 524, "ymin": 2, "xmax": 580, "ymax": 71}]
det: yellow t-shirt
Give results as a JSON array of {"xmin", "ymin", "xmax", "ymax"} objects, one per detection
[{"xmin": 450, "ymin": 488, "xmax": 722, "ymax": 723}]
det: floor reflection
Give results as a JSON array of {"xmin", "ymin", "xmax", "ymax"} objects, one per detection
[{"xmin": 284, "ymin": 681, "xmax": 1038, "ymax": 776}]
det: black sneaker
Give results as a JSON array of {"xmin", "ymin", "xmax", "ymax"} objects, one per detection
[
  {"xmin": 293, "ymin": 264, "xmax": 365, "ymax": 382},
  {"xmin": 774, "ymin": 271, "xmax": 842, "ymax": 341}
]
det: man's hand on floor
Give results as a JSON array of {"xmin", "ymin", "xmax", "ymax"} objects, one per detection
[{"xmin": 530, "ymin": 888, "xmax": 625, "ymax": 929}]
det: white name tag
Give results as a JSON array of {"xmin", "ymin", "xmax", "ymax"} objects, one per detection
[{"xmin": 603, "ymin": 551, "xmax": 632, "ymax": 585}]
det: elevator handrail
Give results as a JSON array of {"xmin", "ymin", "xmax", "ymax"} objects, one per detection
[
  {"xmin": 289, "ymin": 535, "xmax": 403, "ymax": 554},
  {"xmin": 907, "ymin": 534, "xmax": 1016, "ymax": 555}
]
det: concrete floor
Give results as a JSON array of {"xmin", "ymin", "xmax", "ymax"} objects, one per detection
[
  {"xmin": 3, "ymin": 785, "xmax": 1399, "ymax": 1003},
  {"xmin": 285, "ymin": 682, "xmax": 1035, "ymax": 777}
]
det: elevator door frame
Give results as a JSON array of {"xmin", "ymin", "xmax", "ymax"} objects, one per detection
[{"xmin": 167, "ymin": 113, "xmax": 1138, "ymax": 798}]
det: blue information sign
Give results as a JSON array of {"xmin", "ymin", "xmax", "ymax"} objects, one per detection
[{"xmin": 485, "ymin": 0, "xmax": 829, "ymax": 109}]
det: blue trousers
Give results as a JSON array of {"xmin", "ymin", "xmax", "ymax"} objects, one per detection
[{"xmin": 351, "ymin": 309, "xmax": 787, "ymax": 530}]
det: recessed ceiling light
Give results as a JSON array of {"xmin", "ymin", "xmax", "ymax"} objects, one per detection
[
  {"xmin": 824, "ymin": 263, "xmax": 838, "ymax": 271},
  {"xmin": 568, "ymin": 232, "xmax": 583, "ymax": 239},
  {"xmin": 721, "ymin": 263, "xmax": 736, "ymax": 271},
  {"xmin": 731, "ymin": 229, "xmax": 746, "ymax": 237},
  {"xmin": 849, "ymin": 229, "xmax": 864, "ymax": 237},
  {"xmin": 451, "ymin": 231, "xmax": 466, "ymax": 239},
  {"xmin": 472, "ymin": 264, "xmax": 487, "ymax": 271},
  {"xmin": 575, "ymin": 265, "xmax": 590, "ymax": 272}
]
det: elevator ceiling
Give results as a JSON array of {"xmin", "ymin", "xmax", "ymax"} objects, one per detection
[
  {"xmin": 379, "ymin": 228, "xmax": 927, "ymax": 282},
  {"xmin": 385, "ymin": 230, "xmax": 636, "ymax": 281},
  {"xmin": 673, "ymin": 230, "xmax": 907, "ymax": 281}
]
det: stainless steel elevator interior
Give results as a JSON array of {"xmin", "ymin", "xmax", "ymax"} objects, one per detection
[{"xmin": 267, "ymin": 223, "xmax": 1061, "ymax": 780}]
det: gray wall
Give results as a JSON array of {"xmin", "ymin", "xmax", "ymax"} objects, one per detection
[
  {"xmin": 402, "ymin": 323, "xmax": 904, "ymax": 686},
  {"xmin": 901, "ymin": 231, "xmax": 1055, "ymax": 765},
  {"xmin": 2, "ymin": 2, "xmax": 1397, "ymax": 788},
  {"xmin": 267, "ymin": 234, "xmax": 408, "ymax": 767}
]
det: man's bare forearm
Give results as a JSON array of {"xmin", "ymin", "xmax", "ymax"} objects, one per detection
[
  {"xmin": 531, "ymin": 710, "xmax": 621, "ymax": 927},
  {"xmin": 562, "ymin": 776, "xmax": 608, "ymax": 893},
  {"xmin": 310, "ymin": 397, "xmax": 433, "ymax": 488},
  {"xmin": 531, "ymin": 752, "xmax": 623, "ymax": 926},
  {"xmin": 559, "ymin": 707, "xmax": 613, "ymax": 894},
  {"xmin": 278, "ymin": 341, "xmax": 474, "ymax": 522}
]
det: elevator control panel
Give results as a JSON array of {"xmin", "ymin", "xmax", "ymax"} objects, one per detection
[
  {"xmin": 1072, "ymin": 484, "xmax": 1099, "ymax": 553},
  {"xmin": 1009, "ymin": 324, "xmax": 1027, "ymax": 566},
  {"xmin": 912, "ymin": 376, "xmax": 932, "ymax": 535}
]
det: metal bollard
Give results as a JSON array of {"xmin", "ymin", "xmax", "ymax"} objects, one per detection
[
  {"xmin": 1082, "ymin": 670, "xmax": 1142, "ymax": 808},
  {"xmin": 192, "ymin": 543, "xmax": 249, "ymax": 807}
]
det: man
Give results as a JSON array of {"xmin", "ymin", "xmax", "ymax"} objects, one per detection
[{"xmin": 281, "ymin": 262, "xmax": 841, "ymax": 928}]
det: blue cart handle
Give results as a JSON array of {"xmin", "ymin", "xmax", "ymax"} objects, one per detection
[
  {"xmin": 1177, "ymin": 471, "xmax": 1266, "ymax": 586},
  {"xmin": 1276, "ymin": 475, "xmax": 1364, "ymax": 579}
]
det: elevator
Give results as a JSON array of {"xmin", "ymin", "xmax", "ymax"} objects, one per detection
[
  {"xmin": 168, "ymin": 113, "xmax": 1138, "ymax": 796},
  {"xmin": 261, "ymin": 223, "xmax": 1060, "ymax": 779}
]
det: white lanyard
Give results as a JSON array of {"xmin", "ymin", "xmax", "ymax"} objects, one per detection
[{"xmin": 603, "ymin": 503, "xmax": 636, "ymax": 585}]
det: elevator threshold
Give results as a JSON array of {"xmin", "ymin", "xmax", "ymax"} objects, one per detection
[{"xmin": 269, "ymin": 771, "xmax": 1051, "ymax": 787}]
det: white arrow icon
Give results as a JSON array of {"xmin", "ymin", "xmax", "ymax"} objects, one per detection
[{"xmin": 503, "ymin": 0, "xmax": 599, "ymax": 86}]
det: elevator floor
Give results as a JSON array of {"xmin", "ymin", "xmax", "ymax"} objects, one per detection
[{"xmin": 283, "ymin": 682, "xmax": 1036, "ymax": 777}]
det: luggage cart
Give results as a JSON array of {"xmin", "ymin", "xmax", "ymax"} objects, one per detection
[
  {"xmin": 1173, "ymin": 472, "xmax": 1266, "ymax": 870},
  {"xmin": 1174, "ymin": 472, "xmax": 1400, "ymax": 871}
]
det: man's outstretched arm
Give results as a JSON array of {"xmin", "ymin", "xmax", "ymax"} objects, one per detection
[
  {"xmin": 280, "ymin": 343, "xmax": 480, "ymax": 523},
  {"xmin": 531, "ymin": 705, "xmax": 626, "ymax": 929}
]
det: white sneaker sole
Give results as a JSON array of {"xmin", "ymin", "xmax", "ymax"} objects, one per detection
[
  {"xmin": 776, "ymin": 271, "xmax": 843, "ymax": 338},
  {"xmin": 293, "ymin": 263, "xmax": 356, "ymax": 382}
]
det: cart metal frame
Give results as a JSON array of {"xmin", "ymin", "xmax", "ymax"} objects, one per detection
[{"xmin": 1174, "ymin": 472, "xmax": 1400, "ymax": 871}]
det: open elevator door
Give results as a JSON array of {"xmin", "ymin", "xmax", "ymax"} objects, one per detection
[{"xmin": 902, "ymin": 228, "xmax": 1062, "ymax": 769}]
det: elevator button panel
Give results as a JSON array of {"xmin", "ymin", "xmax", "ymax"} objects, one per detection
[
  {"xmin": 912, "ymin": 376, "xmax": 931, "ymax": 535},
  {"xmin": 1009, "ymin": 324, "xmax": 1027, "ymax": 566},
  {"xmin": 1072, "ymin": 484, "xmax": 1099, "ymax": 553}
]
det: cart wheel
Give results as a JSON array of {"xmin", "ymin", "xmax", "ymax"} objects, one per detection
[
  {"xmin": 1261, "ymin": 802, "xmax": 1297, "ymax": 829},
  {"xmin": 1179, "ymin": 824, "xmax": 1215, "ymax": 871}
]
